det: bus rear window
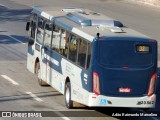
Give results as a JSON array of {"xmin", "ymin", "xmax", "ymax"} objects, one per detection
[{"xmin": 98, "ymin": 40, "xmax": 153, "ymax": 66}]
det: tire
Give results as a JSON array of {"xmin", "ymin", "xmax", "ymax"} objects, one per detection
[
  {"xmin": 36, "ymin": 62, "xmax": 48, "ymax": 86},
  {"xmin": 65, "ymin": 82, "xmax": 73, "ymax": 109}
]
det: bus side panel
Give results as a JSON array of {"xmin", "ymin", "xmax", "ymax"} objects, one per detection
[
  {"xmin": 27, "ymin": 54, "xmax": 35, "ymax": 74},
  {"xmin": 70, "ymin": 67, "xmax": 90, "ymax": 104},
  {"xmin": 27, "ymin": 41, "xmax": 35, "ymax": 74},
  {"xmin": 48, "ymin": 51, "xmax": 91, "ymax": 104}
]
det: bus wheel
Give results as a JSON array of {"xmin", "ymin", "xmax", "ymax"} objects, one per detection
[
  {"xmin": 65, "ymin": 82, "xmax": 73, "ymax": 109},
  {"xmin": 36, "ymin": 62, "xmax": 48, "ymax": 86}
]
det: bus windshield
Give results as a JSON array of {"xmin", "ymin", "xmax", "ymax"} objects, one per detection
[{"xmin": 98, "ymin": 40, "xmax": 153, "ymax": 67}]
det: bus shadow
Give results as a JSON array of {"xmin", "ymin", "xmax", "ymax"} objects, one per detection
[
  {"xmin": 0, "ymin": 91, "xmax": 61, "ymax": 103},
  {"xmin": 0, "ymin": 7, "xmax": 31, "ymax": 23},
  {"xmin": 0, "ymin": 31, "xmax": 7, "ymax": 32},
  {"xmin": 0, "ymin": 35, "xmax": 28, "ymax": 44}
]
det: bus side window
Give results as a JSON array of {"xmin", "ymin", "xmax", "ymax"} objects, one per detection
[
  {"xmin": 68, "ymin": 35, "xmax": 78, "ymax": 63},
  {"xmin": 29, "ymin": 13, "xmax": 37, "ymax": 39},
  {"xmin": 43, "ymin": 22, "xmax": 52, "ymax": 48},
  {"xmin": 36, "ymin": 17, "xmax": 45, "ymax": 44},
  {"xmin": 51, "ymin": 25, "xmax": 61, "ymax": 52},
  {"xmin": 30, "ymin": 21, "xmax": 36, "ymax": 39},
  {"xmin": 60, "ymin": 29, "xmax": 68, "ymax": 57},
  {"xmin": 38, "ymin": 18, "xmax": 44, "ymax": 29},
  {"xmin": 78, "ymin": 39, "xmax": 87, "ymax": 68},
  {"xmin": 87, "ymin": 43, "xmax": 92, "ymax": 69}
]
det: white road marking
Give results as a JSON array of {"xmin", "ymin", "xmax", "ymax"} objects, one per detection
[
  {"xmin": 54, "ymin": 111, "xmax": 71, "ymax": 120},
  {"xmin": 0, "ymin": 4, "xmax": 7, "ymax": 7},
  {"xmin": 25, "ymin": 92, "xmax": 71, "ymax": 120},
  {"xmin": 26, "ymin": 92, "xmax": 43, "ymax": 102},
  {"xmin": 8, "ymin": 35, "xmax": 26, "ymax": 44},
  {"xmin": 1, "ymin": 75, "xmax": 19, "ymax": 85}
]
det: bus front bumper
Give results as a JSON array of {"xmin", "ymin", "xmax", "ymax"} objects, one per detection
[{"xmin": 88, "ymin": 94, "xmax": 156, "ymax": 108}]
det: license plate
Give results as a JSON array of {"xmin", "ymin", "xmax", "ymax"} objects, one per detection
[{"xmin": 119, "ymin": 88, "xmax": 131, "ymax": 93}]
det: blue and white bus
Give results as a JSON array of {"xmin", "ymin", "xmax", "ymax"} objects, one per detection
[{"xmin": 26, "ymin": 6, "xmax": 158, "ymax": 108}]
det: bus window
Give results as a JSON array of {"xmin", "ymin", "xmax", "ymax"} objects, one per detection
[
  {"xmin": 45, "ymin": 24, "xmax": 52, "ymax": 31},
  {"xmin": 38, "ymin": 17, "xmax": 45, "ymax": 29},
  {"xmin": 78, "ymin": 39, "xmax": 87, "ymax": 68},
  {"xmin": 60, "ymin": 29, "xmax": 68, "ymax": 56},
  {"xmin": 60, "ymin": 29, "xmax": 66, "ymax": 49},
  {"xmin": 68, "ymin": 35, "xmax": 78, "ymax": 63},
  {"xmin": 87, "ymin": 43, "xmax": 92, "ymax": 69},
  {"xmin": 30, "ymin": 21, "xmax": 36, "ymax": 39},
  {"xmin": 29, "ymin": 13, "xmax": 37, "ymax": 39},
  {"xmin": 36, "ymin": 17, "xmax": 45, "ymax": 44},
  {"xmin": 44, "ymin": 23, "xmax": 52, "ymax": 48},
  {"xmin": 51, "ymin": 25, "xmax": 61, "ymax": 52}
]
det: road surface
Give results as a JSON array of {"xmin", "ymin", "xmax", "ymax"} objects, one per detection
[{"xmin": 0, "ymin": 0, "xmax": 160, "ymax": 120}]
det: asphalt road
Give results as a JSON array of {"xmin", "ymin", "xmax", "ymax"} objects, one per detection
[{"xmin": 0, "ymin": 0, "xmax": 160, "ymax": 120}]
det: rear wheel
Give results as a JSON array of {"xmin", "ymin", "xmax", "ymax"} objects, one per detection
[{"xmin": 65, "ymin": 82, "xmax": 73, "ymax": 109}]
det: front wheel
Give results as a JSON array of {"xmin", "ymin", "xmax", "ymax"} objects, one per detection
[{"xmin": 65, "ymin": 82, "xmax": 73, "ymax": 109}]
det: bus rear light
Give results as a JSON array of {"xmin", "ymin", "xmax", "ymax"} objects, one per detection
[
  {"xmin": 148, "ymin": 73, "xmax": 156, "ymax": 96},
  {"xmin": 151, "ymin": 97, "xmax": 156, "ymax": 101},
  {"xmin": 93, "ymin": 72, "xmax": 100, "ymax": 95}
]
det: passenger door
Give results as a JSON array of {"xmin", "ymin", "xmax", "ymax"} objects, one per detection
[
  {"xmin": 27, "ymin": 13, "xmax": 37, "ymax": 73},
  {"xmin": 41, "ymin": 21, "xmax": 52, "ymax": 84}
]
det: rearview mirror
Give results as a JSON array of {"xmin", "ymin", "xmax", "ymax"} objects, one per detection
[{"xmin": 26, "ymin": 21, "xmax": 30, "ymax": 31}]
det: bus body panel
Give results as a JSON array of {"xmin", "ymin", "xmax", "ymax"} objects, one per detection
[
  {"xmin": 46, "ymin": 54, "xmax": 91, "ymax": 105},
  {"xmin": 41, "ymin": 49, "xmax": 90, "ymax": 95},
  {"xmin": 27, "ymin": 51, "xmax": 35, "ymax": 74},
  {"xmin": 91, "ymin": 38, "xmax": 157, "ymax": 97},
  {"xmin": 87, "ymin": 93, "xmax": 156, "ymax": 108},
  {"xmin": 27, "ymin": 34, "xmax": 37, "ymax": 74},
  {"xmin": 94, "ymin": 65, "xmax": 155, "ymax": 97}
]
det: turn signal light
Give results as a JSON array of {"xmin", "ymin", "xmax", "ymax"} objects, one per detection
[
  {"xmin": 93, "ymin": 72, "xmax": 100, "ymax": 95},
  {"xmin": 148, "ymin": 73, "xmax": 156, "ymax": 96}
]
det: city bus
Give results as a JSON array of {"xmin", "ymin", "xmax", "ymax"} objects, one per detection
[{"xmin": 26, "ymin": 6, "xmax": 158, "ymax": 109}]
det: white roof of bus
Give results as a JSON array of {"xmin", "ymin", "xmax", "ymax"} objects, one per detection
[{"xmin": 32, "ymin": 6, "xmax": 150, "ymax": 42}]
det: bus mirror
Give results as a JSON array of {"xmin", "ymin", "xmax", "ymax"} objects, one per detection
[
  {"xmin": 26, "ymin": 21, "xmax": 30, "ymax": 31},
  {"xmin": 28, "ymin": 39, "xmax": 34, "ymax": 46}
]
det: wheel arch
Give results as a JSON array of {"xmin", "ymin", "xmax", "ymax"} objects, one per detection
[{"xmin": 34, "ymin": 57, "xmax": 40, "ymax": 74}]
